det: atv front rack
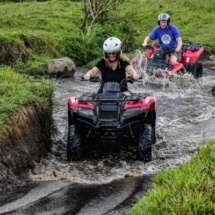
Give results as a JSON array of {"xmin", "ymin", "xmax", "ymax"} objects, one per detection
[{"xmin": 79, "ymin": 93, "xmax": 148, "ymax": 102}]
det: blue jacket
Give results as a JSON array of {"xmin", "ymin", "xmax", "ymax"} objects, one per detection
[{"xmin": 149, "ymin": 24, "xmax": 181, "ymax": 50}]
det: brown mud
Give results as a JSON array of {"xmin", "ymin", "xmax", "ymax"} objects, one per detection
[{"xmin": 0, "ymin": 105, "xmax": 52, "ymax": 190}]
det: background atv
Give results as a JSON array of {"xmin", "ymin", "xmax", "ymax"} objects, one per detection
[
  {"xmin": 67, "ymin": 76, "xmax": 156, "ymax": 162},
  {"xmin": 131, "ymin": 40, "xmax": 204, "ymax": 78}
]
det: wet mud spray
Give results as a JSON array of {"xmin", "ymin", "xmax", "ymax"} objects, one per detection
[{"xmin": 0, "ymin": 55, "xmax": 215, "ymax": 214}]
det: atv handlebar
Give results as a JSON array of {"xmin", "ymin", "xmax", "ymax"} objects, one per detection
[
  {"xmin": 143, "ymin": 45, "xmax": 175, "ymax": 55},
  {"xmin": 144, "ymin": 45, "xmax": 154, "ymax": 53},
  {"xmin": 81, "ymin": 76, "xmax": 142, "ymax": 83},
  {"xmin": 81, "ymin": 76, "xmax": 100, "ymax": 82},
  {"xmin": 90, "ymin": 76, "xmax": 101, "ymax": 83},
  {"xmin": 124, "ymin": 76, "xmax": 142, "ymax": 84}
]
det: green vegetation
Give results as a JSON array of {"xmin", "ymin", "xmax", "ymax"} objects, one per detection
[
  {"xmin": 128, "ymin": 141, "xmax": 215, "ymax": 215},
  {"xmin": 0, "ymin": 66, "xmax": 54, "ymax": 133}
]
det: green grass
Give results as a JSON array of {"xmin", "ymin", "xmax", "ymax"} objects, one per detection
[
  {"xmin": 128, "ymin": 141, "xmax": 215, "ymax": 215},
  {"xmin": 0, "ymin": 66, "xmax": 54, "ymax": 133},
  {"xmin": 0, "ymin": 1, "xmax": 84, "ymax": 72}
]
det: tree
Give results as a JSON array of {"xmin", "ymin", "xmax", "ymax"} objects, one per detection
[{"xmin": 81, "ymin": 0, "xmax": 118, "ymax": 37}]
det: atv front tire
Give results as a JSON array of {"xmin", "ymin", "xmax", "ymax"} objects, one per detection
[
  {"xmin": 147, "ymin": 111, "xmax": 156, "ymax": 144},
  {"xmin": 67, "ymin": 125, "xmax": 82, "ymax": 161},
  {"xmin": 188, "ymin": 62, "xmax": 203, "ymax": 79},
  {"xmin": 193, "ymin": 62, "xmax": 203, "ymax": 79},
  {"xmin": 137, "ymin": 125, "xmax": 152, "ymax": 162},
  {"xmin": 151, "ymin": 123, "xmax": 156, "ymax": 144}
]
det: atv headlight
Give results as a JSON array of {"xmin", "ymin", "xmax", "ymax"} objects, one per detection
[
  {"xmin": 78, "ymin": 107, "xmax": 94, "ymax": 117},
  {"xmin": 123, "ymin": 107, "xmax": 140, "ymax": 117}
]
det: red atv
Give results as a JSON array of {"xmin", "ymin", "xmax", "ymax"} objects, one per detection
[
  {"xmin": 131, "ymin": 40, "xmax": 204, "ymax": 78},
  {"xmin": 67, "ymin": 76, "xmax": 156, "ymax": 162}
]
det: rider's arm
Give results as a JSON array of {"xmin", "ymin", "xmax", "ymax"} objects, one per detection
[
  {"xmin": 142, "ymin": 36, "xmax": 151, "ymax": 47},
  {"xmin": 84, "ymin": 67, "xmax": 99, "ymax": 80},
  {"xmin": 175, "ymin": 36, "xmax": 182, "ymax": 52},
  {"xmin": 126, "ymin": 65, "xmax": 139, "ymax": 80}
]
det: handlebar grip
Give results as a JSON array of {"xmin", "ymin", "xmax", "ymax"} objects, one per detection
[
  {"xmin": 145, "ymin": 45, "xmax": 153, "ymax": 49},
  {"xmin": 90, "ymin": 76, "xmax": 101, "ymax": 82},
  {"xmin": 81, "ymin": 76, "xmax": 101, "ymax": 82}
]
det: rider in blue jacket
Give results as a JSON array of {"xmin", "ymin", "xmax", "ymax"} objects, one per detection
[{"xmin": 142, "ymin": 13, "xmax": 182, "ymax": 64}]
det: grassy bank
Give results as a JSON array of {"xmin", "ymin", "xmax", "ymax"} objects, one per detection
[
  {"xmin": 0, "ymin": 66, "xmax": 54, "ymax": 137},
  {"xmin": 128, "ymin": 141, "xmax": 215, "ymax": 215}
]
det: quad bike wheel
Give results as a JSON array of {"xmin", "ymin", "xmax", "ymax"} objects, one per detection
[
  {"xmin": 194, "ymin": 62, "xmax": 203, "ymax": 78},
  {"xmin": 67, "ymin": 125, "xmax": 82, "ymax": 161},
  {"xmin": 186, "ymin": 62, "xmax": 203, "ymax": 79},
  {"xmin": 151, "ymin": 124, "xmax": 156, "ymax": 144},
  {"xmin": 147, "ymin": 111, "xmax": 156, "ymax": 144},
  {"xmin": 136, "ymin": 125, "xmax": 152, "ymax": 162}
]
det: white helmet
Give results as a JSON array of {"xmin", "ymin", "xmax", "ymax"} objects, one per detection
[{"xmin": 103, "ymin": 37, "xmax": 122, "ymax": 58}]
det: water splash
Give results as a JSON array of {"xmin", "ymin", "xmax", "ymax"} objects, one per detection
[
  {"xmin": 187, "ymin": 105, "xmax": 215, "ymax": 123},
  {"xmin": 29, "ymin": 154, "xmax": 146, "ymax": 184},
  {"xmin": 131, "ymin": 50, "xmax": 204, "ymax": 96}
]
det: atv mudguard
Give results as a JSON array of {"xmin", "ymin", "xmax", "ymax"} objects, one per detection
[{"xmin": 181, "ymin": 44, "xmax": 204, "ymax": 65}]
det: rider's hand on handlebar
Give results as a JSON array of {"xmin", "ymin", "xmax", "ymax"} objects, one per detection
[
  {"xmin": 175, "ymin": 47, "xmax": 181, "ymax": 52},
  {"xmin": 142, "ymin": 42, "xmax": 147, "ymax": 48},
  {"xmin": 84, "ymin": 74, "xmax": 90, "ymax": 80},
  {"xmin": 133, "ymin": 74, "xmax": 140, "ymax": 81}
]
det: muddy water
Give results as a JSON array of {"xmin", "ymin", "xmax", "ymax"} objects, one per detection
[
  {"xmin": 32, "ymin": 66, "xmax": 215, "ymax": 182},
  {"xmin": 0, "ymin": 62, "xmax": 215, "ymax": 214}
]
